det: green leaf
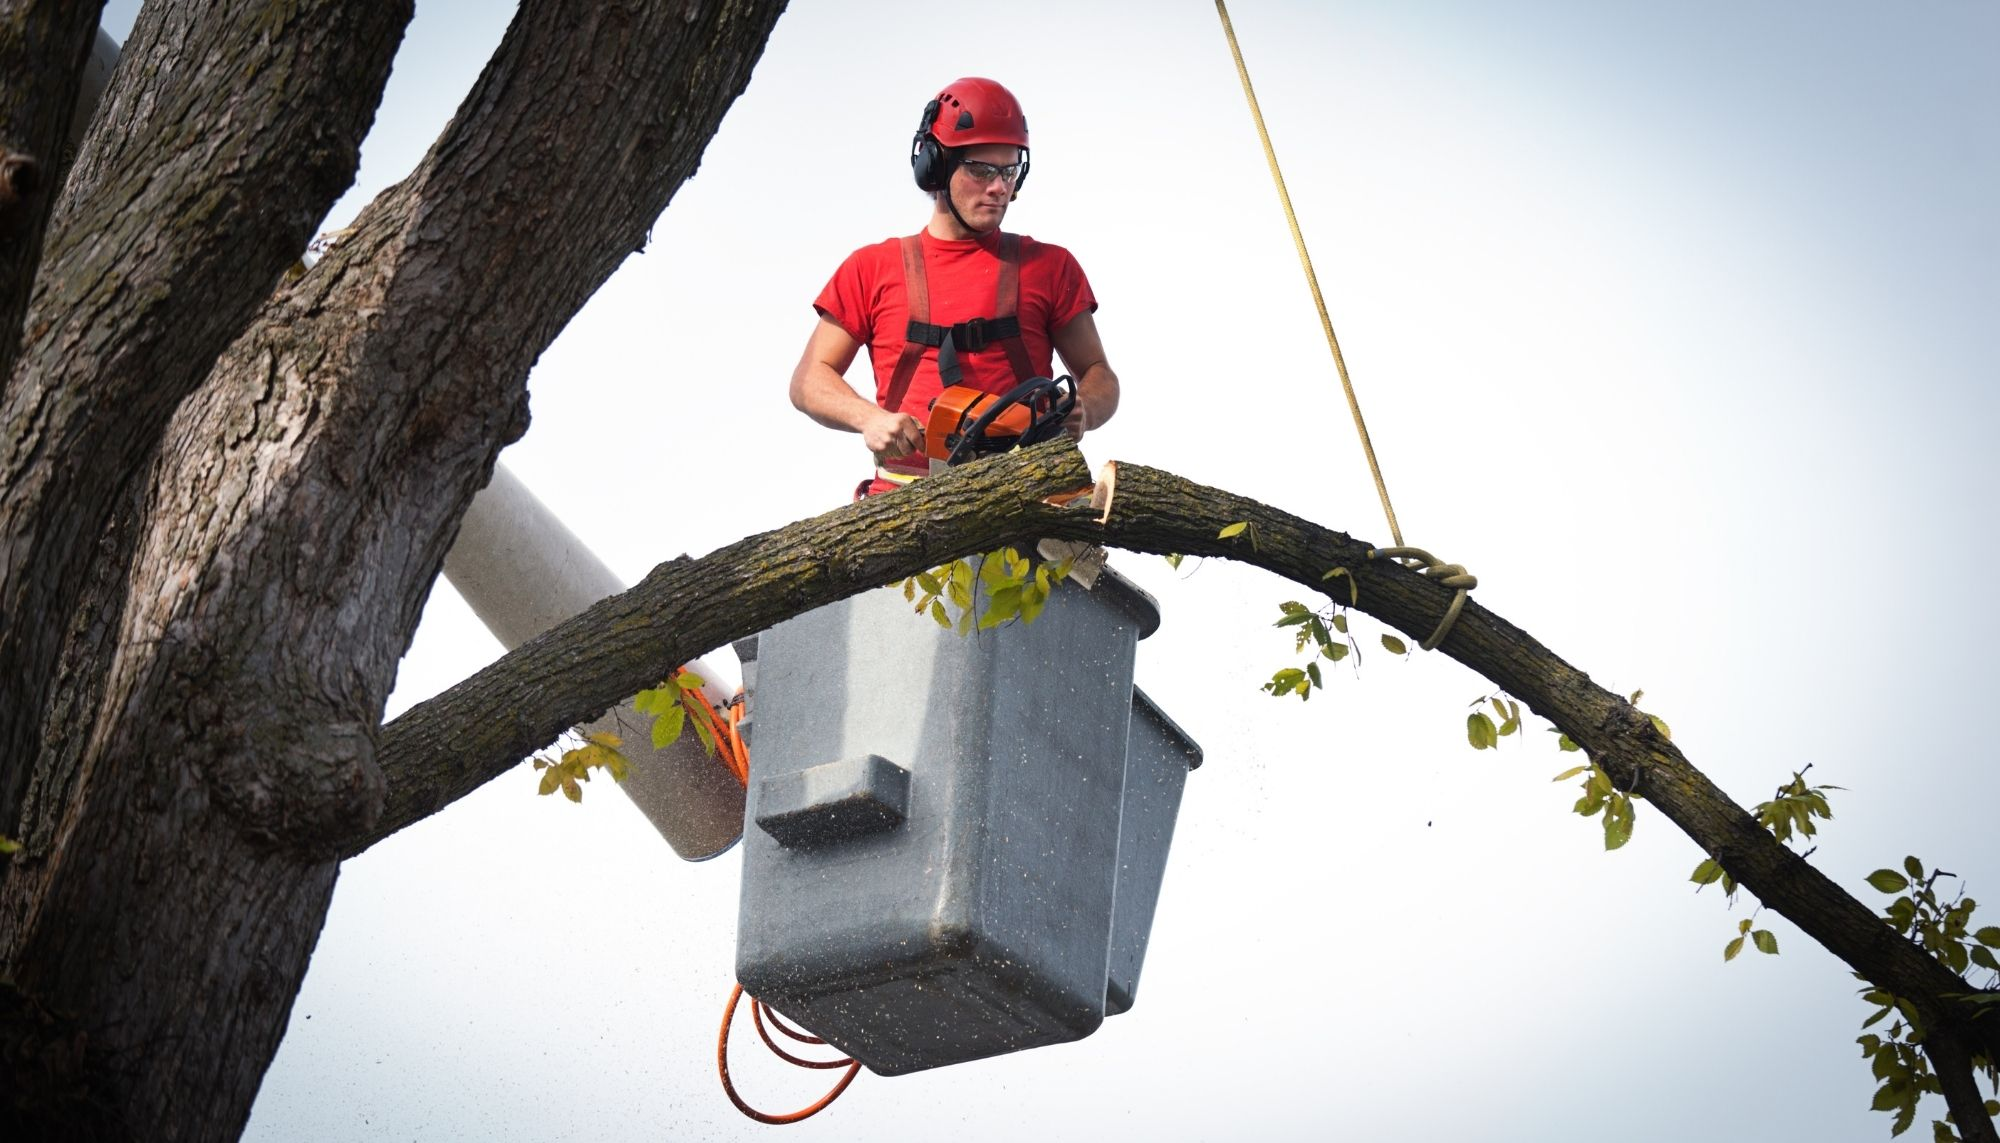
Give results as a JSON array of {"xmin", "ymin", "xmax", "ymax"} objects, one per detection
[
  {"xmin": 1164, "ymin": 553, "xmax": 1184, "ymax": 570},
  {"xmin": 651, "ymin": 703, "xmax": 686, "ymax": 749},
  {"xmin": 1868, "ymin": 870, "xmax": 1912, "ymax": 894},
  {"xmin": 1381, "ymin": 633, "xmax": 1408, "ymax": 655},
  {"xmin": 1973, "ymin": 926, "xmax": 2000, "ymax": 947},
  {"xmin": 1752, "ymin": 929, "xmax": 1779, "ymax": 955},
  {"xmin": 538, "ymin": 767, "xmax": 562, "ymax": 796},
  {"xmin": 1467, "ymin": 712, "xmax": 1498, "ymax": 750},
  {"xmin": 1274, "ymin": 612, "xmax": 1312, "ymax": 627},
  {"xmin": 561, "ymin": 774, "xmax": 582, "ymax": 803},
  {"xmin": 1323, "ymin": 566, "xmax": 1359, "ymax": 606},
  {"xmin": 1724, "ymin": 936, "xmax": 1745, "ymax": 962},
  {"xmin": 1861, "ymin": 1006, "xmax": 1892, "ymax": 1029},
  {"xmin": 1647, "ymin": 713, "xmax": 1671, "ymax": 740},
  {"xmin": 601, "ymin": 748, "xmax": 630, "ymax": 783},
  {"xmin": 1306, "ymin": 661, "xmax": 1323, "ymax": 689},
  {"xmin": 1603, "ymin": 794, "xmax": 1634, "ymax": 850},
  {"xmin": 673, "ymin": 669, "xmax": 705, "ymax": 692},
  {"xmin": 1556, "ymin": 733, "xmax": 1580, "ymax": 752},
  {"xmin": 917, "ymin": 571, "xmax": 941, "ymax": 595},
  {"xmin": 930, "ymin": 598, "xmax": 951, "ymax": 628},
  {"xmin": 0, "ymin": 835, "xmax": 20, "ymax": 855},
  {"xmin": 1331, "ymin": 612, "xmax": 1348, "ymax": 634},
  {"xmin": 1690, "ymin": 859, "xmax": 1725, "ymax": 886},
  {"xmin": 1905, "ymin": 855, "xmax": 1926, "ymax": 881},
  {"xmin": 1020, "ymin": 585, "xmax": 1049, "ymax": 626},
  {"xmin": 687, "ymin": 706, "xmax": 718, "ymax": 755},
  {"xmin": 1552, "ymin": 765, "xmax": 1590, "ymax": 783},
  {"xmin": 1218, "ymin": 521, "xmax": 1248, "ymax": 539}
]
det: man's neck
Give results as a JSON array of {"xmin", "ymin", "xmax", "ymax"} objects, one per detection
[{"xmin": 927, "ymin": 205, "xmax": 996, "ymax": 242}]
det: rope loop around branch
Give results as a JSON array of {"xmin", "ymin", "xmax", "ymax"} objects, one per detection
[{"xmin": 1369, "ymin": 546, "xmax": 1478, "ymax": 651}]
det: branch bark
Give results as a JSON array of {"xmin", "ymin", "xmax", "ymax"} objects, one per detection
[{"xmin": 366, "ymin": 440, "xmax": 1996, "ymax": 1139}]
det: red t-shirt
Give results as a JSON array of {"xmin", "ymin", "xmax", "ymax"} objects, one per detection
[{"xmin": 814, "ymin": 230, "xmax": 1097, "ymax": 475}]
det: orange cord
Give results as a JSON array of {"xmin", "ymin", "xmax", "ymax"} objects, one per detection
[
  {"xmin": 688, "ymin": 675, "xmax": 861, "ymax": 1122},
  {"xmin": 717, "ymin": 983, "xmax": 862, "ymax": 1125},
  {"xmin": 678, "ymin": 680, "xmax": 749, "ymax": 786}
]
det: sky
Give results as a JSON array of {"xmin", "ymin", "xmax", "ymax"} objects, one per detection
[{"xmin": 99, "ymin": 1, "xmax": 2000, "ymax": 1139}]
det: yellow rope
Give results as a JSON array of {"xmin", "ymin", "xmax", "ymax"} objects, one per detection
[
  {"xmin": 1367, "ymin": 547, "xmax": 1477, "ymax": 650},
  {"xmin": 1213, "ymin": 0, "xmax": 1402, "ymax": 549},
  {"xmin": 1215, "ymin": 0, "xmax": 1478, "ymax": 648}
]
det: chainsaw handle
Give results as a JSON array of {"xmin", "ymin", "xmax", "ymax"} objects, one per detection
[{"xmin": 943, "ymin": 375, "xmax": 1076, "ymax": 467}]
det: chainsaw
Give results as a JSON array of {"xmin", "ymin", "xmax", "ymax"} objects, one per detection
[
  {"xmin": 923, "ymin": 374, "xmax": 1077, "ymax": 469},
  {"xmin": 919, "ymin": 373, "xmax": 1105, "ymax": 586}
]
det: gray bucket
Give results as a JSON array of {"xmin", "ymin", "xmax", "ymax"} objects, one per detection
[{"xmin": 735, "ymin": 561, "xmax": 1195, "ymax": 1075}]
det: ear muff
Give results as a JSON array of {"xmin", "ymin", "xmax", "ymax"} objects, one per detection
[{"xmin": 910, "ymin": 98, "xmax": 951, "ymax": 192}]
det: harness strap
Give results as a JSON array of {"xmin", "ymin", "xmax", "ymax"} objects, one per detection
[
  {"xmin": 993, "ymin": 233, "xmax": 1035, "ymax": 383},
  {"xmin": 884, "ymin": 235, "xmax": 931, "ymax": 415},
  {"xmin": 882, "ymin": 232, "xmax": 1034, "ymax": 414}
]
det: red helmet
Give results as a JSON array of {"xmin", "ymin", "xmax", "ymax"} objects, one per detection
[
  {"xmin": 912, "ymin": 78, "xmax": 1031, "ymax": 193},
  {"xmin": 927, "ymin": 77, "xmax": 1029, "ymax": 150}
]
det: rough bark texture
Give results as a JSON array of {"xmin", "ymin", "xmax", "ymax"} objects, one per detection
[
  {"xmin": 0, "ymin": 1, "xmax": 790, "ymax": 1138},
  {"xmin": 0, "ymin": 0, "xmax": 414, "ymax": 838},
  {"xmin": 0, "ymin": 0, "xmax": 106, "ymax": 382}
]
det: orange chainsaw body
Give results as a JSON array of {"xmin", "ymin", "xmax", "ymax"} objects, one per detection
[{"xmin": 924, "ymin": 384, "xmax": 1034, "ymax": 463}]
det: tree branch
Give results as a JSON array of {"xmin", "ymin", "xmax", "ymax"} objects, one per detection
[
  {"xmin": 360, "ymin": 441, "xmax": 1096, "ymax": 855},
  {"xmin": 362, "ymin": 443, "xmax": 1998, "ymax": 1136}
]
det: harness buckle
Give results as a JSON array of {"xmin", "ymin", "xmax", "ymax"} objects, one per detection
[{"xmin": 955, "ymin": 317, "xmax": 989, "ymax": 352}]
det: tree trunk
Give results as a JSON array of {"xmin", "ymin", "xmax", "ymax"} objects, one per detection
[
  {"xmin": 0, "ymin": 1, "xmax": 789, "ymax": 1137},
  {"xmin": 0, "ymin": 0, "xmax": 105, "ymax": 382},
  {"xmin": 0, "ymin": 0, "xmax": 415, "ymax": 843}
]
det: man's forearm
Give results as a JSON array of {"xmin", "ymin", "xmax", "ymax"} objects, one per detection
[
  {"xmin": 1074, "ymin": 362, "xmax": 1120, "ymax": 431},
  {"xmin": 791, "ymin": 363, "xmax": 882, "ymax": 434}
]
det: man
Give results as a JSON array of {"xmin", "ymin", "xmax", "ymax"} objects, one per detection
[{"xmin": 789, "ymin": 77, "xmax": 1120, "ymax": 497}]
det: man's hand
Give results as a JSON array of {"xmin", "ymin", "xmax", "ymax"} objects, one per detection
[
  {"xmin": 863, "ymin": 408, "xmax": 926, "ymax": 459},
  {"xmin": 1061, "ymin": 398, "xmax": 1089, "ymax": 442}
]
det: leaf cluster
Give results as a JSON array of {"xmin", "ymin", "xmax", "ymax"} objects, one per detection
[
  {"xmin": 634, "ymin": 668, "xmax": 719, "ymax": 755},
  {"xmin": 1721, "ymin": 914, "xmax": 1780, "ymax": 962},
  {"xmin": 1258, "ymin": 569, "xmax": 1398, "ymax": 702},
  {"xmin": 531, "ymin": 731, "xmax": 628, "ymax": 803},
  {"xmin": 1754, "ymin": 768, "xmax": 1841, "ymax": 845},
  {"xmin": 902, "ymin": 547, "xmax": 1071, "ymax": 634},
  {"xmin": 1551, "ymin": 758, "xmax": 1641, "ymax": 851},
  {"xmin": 1852, "ymin": 858, "xmax": 2000, "ymax": 1138},
  {"xmin": 1467, "ymin": 696, "xmax": 1521, "ymax": 749},
  {"xmin": 1864, "ymin": 858, "xmax": 2000, "ymax": 985}
]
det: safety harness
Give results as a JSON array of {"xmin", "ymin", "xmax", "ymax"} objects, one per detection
[{"xmin": 884, "ymin": 231, "xmax": 1037, "ymax": 412}]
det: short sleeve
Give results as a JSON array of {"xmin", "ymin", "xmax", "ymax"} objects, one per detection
[
  {"xmin": 813, "ymin": 249, "xmax": 877, "ymax": 345},
  {"xmin": 1049, "ymin": 247, "xmax": 1097, "ymax": 331}
]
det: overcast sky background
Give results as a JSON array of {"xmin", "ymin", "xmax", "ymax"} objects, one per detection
[{"xmin": 100, "ymin": 1, "xmax": 1999, "ymax": 1139}]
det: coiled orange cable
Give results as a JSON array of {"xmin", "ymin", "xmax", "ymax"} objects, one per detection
[
  {"xmin": 717, "ymin": 983, "xmax": 862, "ymax": 1124},
  {"xmin": 686, "ymin": 676, "xmax": 861, "ymax": 1122}
]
